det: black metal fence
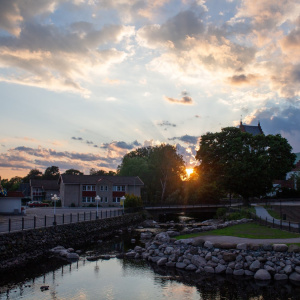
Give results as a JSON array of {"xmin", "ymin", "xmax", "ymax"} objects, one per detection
[{"xmin": 2, "ymin": 209, "xmax": 124, "ymax": 234}]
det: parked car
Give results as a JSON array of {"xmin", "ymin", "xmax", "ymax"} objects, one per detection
[{"xmin": 27, "ymin": 201, "xmax": 49, "ymax": 207}]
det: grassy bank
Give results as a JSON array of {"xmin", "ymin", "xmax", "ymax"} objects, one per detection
[{"xmin": 175, "ymin": 223, "xmax": 300, "ymax": 240}]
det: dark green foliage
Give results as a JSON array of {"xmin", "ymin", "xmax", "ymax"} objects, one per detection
[
  {"xmin": 118, "ymin": 144, "xmax": 186, "ymax": 204},
  {"xmin": 124, "ymin": 194, "xmax": 143, "ymax": 208},
  {"xmin": 196, "ymin": 127, "xmax": 296, "ymax": 205},
  {"xmin": 64, "ymin": 169, "xmax": 83, "ymax": 175},
  {"xmin": 90, "ymin": 168, "xmax": 116, "ymax": 176},
  {"xmin": 43, "ymin": 166, "xmax": 60, "ymax": 180}
]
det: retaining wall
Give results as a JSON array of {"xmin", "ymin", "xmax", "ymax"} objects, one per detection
[{"xmin": 0, "ymin": 213, "xmax": 143, "ymax": 271}]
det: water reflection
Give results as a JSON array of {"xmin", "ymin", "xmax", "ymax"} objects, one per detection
[{"xmin": 1, "ymin": 235, "xmax": 300, "ymax": 300}]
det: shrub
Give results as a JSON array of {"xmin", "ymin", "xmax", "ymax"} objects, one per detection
[{"xmin": 124, "ymin": 194, "xmax": 143, "ymax": 208}]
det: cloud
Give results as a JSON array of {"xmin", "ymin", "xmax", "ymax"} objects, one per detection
[
  {"xmin": 101, "ymin": 140, "xmax": 142, "ymax": 150},
  {"xmin": 229, "ymin": 74, "xmax": 259, "ymax": 86},
  {"xmin": 164, "ymin": 95, "xmax": 193, "ymax": 105},
  {"xmin": 157, "ymin": 121, "xmax": 176, "ymax": 127},
  {"xmin": 72, "ymin": 137, "xmax": 83, "ymax": 140},
  {"xmin": 169, "ymin": 134, "xmax": 199, "ymax": 145}
]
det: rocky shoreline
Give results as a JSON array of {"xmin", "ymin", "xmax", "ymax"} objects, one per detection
[{"xmin": 125, "ymin": 218, "xmax": 300, "ymax": 285}]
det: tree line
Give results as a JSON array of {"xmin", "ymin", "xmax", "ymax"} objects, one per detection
[{"xmin": 1, "ymin": 127, "xmax": 298, "ymax": 205}]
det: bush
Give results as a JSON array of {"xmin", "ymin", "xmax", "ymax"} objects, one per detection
[
  {"xmin": 215, "ymin": 207, "xmax": 227, "ymax": 219},
  {"xmin": 124, "ymin": 194, "xmax": 143, "ymax": 208}
]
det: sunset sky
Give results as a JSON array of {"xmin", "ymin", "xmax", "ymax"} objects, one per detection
[{"xmin": 1, "ymin": 0, "xmax": 300, "ymax": 179}]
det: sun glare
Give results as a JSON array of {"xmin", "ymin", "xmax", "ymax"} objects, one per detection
[{"xmin": 186, "ymin": 168, "xmax": 194, "ymax": 177}]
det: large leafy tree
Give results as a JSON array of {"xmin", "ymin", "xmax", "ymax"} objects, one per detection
[
  {"xmin": 118, "ymin": 144, "xmax": 186, "ymax": 203},
  {"xmin": 90, "ymin": 168, "xmax": 116, "ymax": 176},
  {"xmin": 1, "ymin": 176, "xmax": 23, "ymax": 191},
  {"xmin": 64, "ymin": 169, "xmax": 83, "ymax": 175},
  {"xmin": 22, "ymin": 168, "xmax": 43, "ymax": 183},
  {"xmin": 196, "ymin": 127, "xmax": 296, "ymax": 205},
  {"xmin": 43, "ymin": 166, "xmax": 60, "ymax": 180}
]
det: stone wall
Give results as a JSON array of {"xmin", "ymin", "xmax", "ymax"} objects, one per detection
[{"xmin": 0, "ymin": 213, "xmax": 143, "ymax": 271}]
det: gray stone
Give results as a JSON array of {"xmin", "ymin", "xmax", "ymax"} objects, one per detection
[
  {"xmin": 155, "ymin": 232, "xmax": 170, "ymax": 243},
  {"xmin": 295, "ymin": 266, "xmax": 300, "ymax": 274},
  {"xmin": 223, "ymin": 253, "xmax": 236, "ymax": 262},
  {"xmin": 245, "ymin": 270, "xmax": 254, "ymax": 276},
  {"xmin": 185, "ymin": 264, "xmax": 197, "ymax": 271},
  {"xmin": 226, "ymin": 267, "xmax": 233, "ymax": 275},
  {"xmin": 233, "ymin": 269, "xmax": 244, "ymax": 276},
  {"xmin": 284, "ymin": 265, "xmax": 293, "ymax": 275},
  {"xmin": 273, "ymin": 244, "xmax": 288, "ymax": 252},
  {"xmin": 157, "ymin": 257, "xmax": 168, "ymax": 266},
  {"xmin": 191, "ymin": 255, "xmax": 207, "ymax": 268},
  {"xmin": 254, "ymin": 269, "xmax": 271, "ymax": 280},
  {"xmin": 204, "ymin": 266, "xmax": 215, "ymax": 274},
  {"xmin": 274, "ymin": 274, "xmax": 288, "ymax": 281},
  {"xmin": 289, "ymin": 272, "xmax": 300, "ymax": 282},
  {"xmin": 215, "ymin": 264, "xmax": 227, "ymax": 274},
  {"xmin": 237, "ymin": 243, "xmax": 248, "ymax": 250},
  {"xmin": 249, "ymin": 260, "xmax": 261, "ymax": 272},
  {"xmin": 165, "ymin": 262, "xmax": 176, "ymax": 267},
  {"xmin": 214, "ymin": 243, "xmax": 237, "ymax": 249},
  {"xmin": 66, "ymin": 253, "xmax": 79, "ymax": 260},
  {"xmin": 176, "ymin": 262, "xmax": 187, "ymax": 269},
  {"xmin": 204, "ymin": 241, "xmax": 214, "ymax": 249}
]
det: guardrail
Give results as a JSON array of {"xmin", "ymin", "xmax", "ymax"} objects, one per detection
[{"xmin": 1, "ymin": 208, "xmax": 124, "ymax": 234}]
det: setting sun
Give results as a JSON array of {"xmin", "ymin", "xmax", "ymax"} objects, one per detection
[{"xmin": 186, "ymin": 168, "xmax": 194, "ymax": 177}]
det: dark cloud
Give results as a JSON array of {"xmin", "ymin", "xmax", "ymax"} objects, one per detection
[
  {"xmin": 229, "ymin": 74, "xmax": 258, "ymax": 85},
  {"xmin": 101, "ymin": 140, "xmax": 142, "ymax": 150},
  {"xmin": 157, "ymin": 121, "xmax": 176, "ymax": 127},
  {"xmin": 137, "ymin": 9, "xmax": 205, "ymax": 49},
  {"xmin": 169, "ymin": 134, "xmax": 199, "ymax": 145},
  {"xmin": 72, "ymin": 137, "xmax": 83, "ymax": 141},
  {"xmin": 164, "ymin": 95, "xmax": 193, "ymax": 105}
]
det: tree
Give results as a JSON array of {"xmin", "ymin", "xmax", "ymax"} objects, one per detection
[
  {"xmin": 43, "ymin": 166, "xmax": 60, "ymax": 180},
  {"xmin": 22, "ymin": 168, "xmax": 43, "ymax": 183},
  {"xmin": 1, "ymin": 176, "xmax": 23, "ymax": 191},
  {"xmin": 118, "ymin": 144, "xmax": 186, "ymax": 203},
  {"xmin": 64, "ymin": 169, "xmax": 83, "ymax": 175},
  {"xmin": 196, "ymin": 127, "xmax": 296, "ymax": 205},
  {"xmin": 90, "ymin": 168, "xmax": 116, "ymax": 176}
]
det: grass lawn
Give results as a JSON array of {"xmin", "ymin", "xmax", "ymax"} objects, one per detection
[{"xmin": 175, "ymin": 223, "xmax": 300, "ymax": 240}]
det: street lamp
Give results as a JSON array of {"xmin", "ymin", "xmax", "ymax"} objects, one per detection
[
  {"xmin": 52, "ymin": 194, "xmax": 60, "ymax": 225},
  {"xmin": 120, "ymin": 196, "xmax": 126, "ymax": 214},
  {"xmin": 95, "ymin": 195, "xmax": 101, "ymax": 219}
]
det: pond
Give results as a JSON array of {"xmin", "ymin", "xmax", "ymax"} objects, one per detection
[{"xmin": 1, "ymin": 231, "xmax": 300, "ymax": 299}]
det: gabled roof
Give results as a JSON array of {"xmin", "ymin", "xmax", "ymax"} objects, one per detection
[
  {"xmin": 30, "ymin": 179, "xmax": 60, "ymax": 190},
  {"xmin": 239, "ymin": 121, "xmax": 264, "ymax": 136},
  {"xmin": 59, "ymin": 174, "xmax": 144, "ymax": 186}
]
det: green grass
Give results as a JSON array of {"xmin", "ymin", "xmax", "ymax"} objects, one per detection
[
  {"xmin": 175, "ymin": 223, "xmax": 300, "ymax": 240},
  {"xmin": 264, "ymin": 205, "xmax": 281, "ymax": 219}
]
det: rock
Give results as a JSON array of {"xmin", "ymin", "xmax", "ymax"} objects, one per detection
[
  {"xmin": 164, "ymin": 247, "xmax": 174, "ymax": 255},
  {"xmin": 157, "ymin": 257, "xmax": 168, "ymax": 266},
  {"xmin": 233, "ymin": 269, "xmax": 244, "ymax": 276},
  {"xmin": 223, "ymin": 253, "xmax": 236, "ymax": 262},
  {"xmin": 245, "ymin": 270, "xmax": 254, "ymax": 276},
  {"xmin": 249, "ymin": 260, "xmax": 261, "ymax": 272},
  {"xmin": 215, "ymin": 264, "xmax": 227, "ymax": 274},
  {"xmin": 295, "ymin": 266, "xmax": 300, "ymax": 274},
  {"xmin": 131, "ymin": 239, "xmax": 136, "ymax": 243},
  {"xmin": 155, "ymin": 232, "xmax": 170, "ymax": 243},
  {"xmin": 226, "ymin": 267, "xmax": 233, "ymax": 275},
  {"xmin": 176, "ymin": 262, "xmax": 187, "ymax": 269},
  {"xmin": 237, "ymin": 243, "xmax": 248, "ymax": 250},
  {"xmin": 214, "ymin": 243, "xmax": 237, "ymax": 249},
  {"xmin": 192, "ymin": 238, "xmax": 205, "ymax": 247},
  {"xmin": 66, "ymin": 253, "xmax": 79, "ymax": 260},
  {"xmin": 204, "ymin": 241, "xmax": 214, "ymax": 249},
  {"xmin": 273, "ymin": 244, "xmax": 288, "ymax": 252},
  {"xmin": 254, "ymin": 269, "xmax": 271, "ymax": 281},
  {"xmin": 126, "ymin": 251, "xmax": 136, "ymax": 258},
  {"xmin": 288, "ymin": 245, "xmax": 300, "ymax": 253},
  {"xmin": 284, "ymin": 265, "xmax": 293, "ymax": 275},
  {"xmin": 141, "ymin": 232, "xmax": 153, "ymax": 239},
  {"xmin": 166, "ymin": 262, "xmax": 176, "ymax": 267},
  {"xmin": 204, "ymin": 266, "xmax": 215, "ymax": 274},
  {"xmin": 191, "ymin": 255, "xmax": 207, "ymax": 268},
  {"xmin": 185, "ymin": 264, "xmax": 197, "ymax": 271},
  {"xmin": 289, "ymin": 272, "xmax": 300, "ymax": 282},
  {"xmin": 262, "ymin": 244, "xmax": 273, "ymax": 251},
  {"xmin": 274, "ymin": 274, "xmax": 288, "ymax": 281}
]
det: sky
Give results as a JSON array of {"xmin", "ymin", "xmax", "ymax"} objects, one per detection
[{"xmin": 0, "ymin": 0, "xmax": 300, "ymax": 179}]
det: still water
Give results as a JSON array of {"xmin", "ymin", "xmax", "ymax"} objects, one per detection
[{"xmin": 1, "ymin": 216, "xmax": 300, "ymax": 300}]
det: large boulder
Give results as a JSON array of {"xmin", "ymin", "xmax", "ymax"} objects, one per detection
[
  {"xmin": 249, "ymin": 260, "xmax": 261, "ymax": 272},
  {"xmin": 254, "ymin": 269, "xmax": 271, "ymax": 281},
  {"xmin": 155, "ymin": 232, "xmax": 170, "ymax": 243},
  {"xmin": 273, "ymin": 244, "xmax": 288, "ymax": 252},
  {"xmin": 289, "ymin": 272, "xmax": 300, "ymax": 283}
]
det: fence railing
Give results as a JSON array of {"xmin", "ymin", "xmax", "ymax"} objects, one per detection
[
  {"xmin": 230, "ymin": 207, "xmax": 300, "ymax": 233},
  {"xmin": 1, "ymin": 209, "xmax": 124, "ymax": 234}
]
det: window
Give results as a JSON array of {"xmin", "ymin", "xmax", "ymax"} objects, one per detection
[
  {"xmin": 113, "ymin": 197, "xmax": 120, "ymax": 203},
  {"xmin": 83, "ymin": 185, "xmax": 96, "ymax": 191},
  {"xmin": 105, "ymin": 185, "xmax": 108, "ymax": 191},
  {"xmin": 105, "ymin": 197, "xmax": 108, "ymax": 203},
  {"xmin": 100, "ymin": 186, "xmax": 104, "ymax": 191},
  {"xmin": 113, "ymin": 186, "xmax": 125, "ymax": 192}
]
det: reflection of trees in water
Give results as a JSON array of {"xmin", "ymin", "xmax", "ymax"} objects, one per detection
[{"xmin": 149, "ymin": 263, "xmax": 300, "ymax": 300}]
